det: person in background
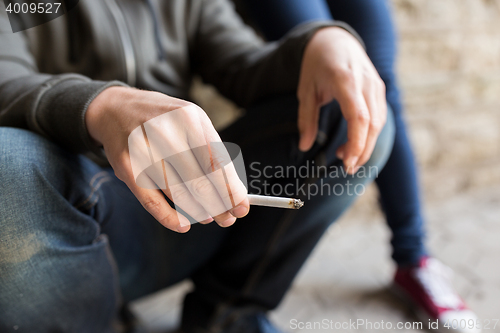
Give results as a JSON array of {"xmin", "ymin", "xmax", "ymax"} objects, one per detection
[{"xmin": 234, "ymin": 0, "xmax": 480, "ymax": 331}]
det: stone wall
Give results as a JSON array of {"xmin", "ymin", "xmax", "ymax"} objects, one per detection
[
  {"xmin": 392, "ymin": 0, "xmax": 500, "ymax": 200},
  {"xmin": 191, "ymin": 0, "xmax": 500, "ymax": 205}
]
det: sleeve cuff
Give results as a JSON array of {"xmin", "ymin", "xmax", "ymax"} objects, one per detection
[{"xmin": 32, "ymin": 75, "xmax": 128, "ymax": 159}]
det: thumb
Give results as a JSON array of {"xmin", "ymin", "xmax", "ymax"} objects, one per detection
[{"xmin": 297, "ymin": 91, "xmax": 320, "ymax": 152}]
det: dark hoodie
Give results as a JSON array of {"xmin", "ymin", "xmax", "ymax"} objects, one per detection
[{"xmin": 0, "ymin": 0, "xmax": 360, "ymax": 157}]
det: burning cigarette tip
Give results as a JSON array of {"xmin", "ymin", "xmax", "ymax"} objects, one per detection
[{"xmin": 293, "ymin": 199, "xmax": 304, "ymax": 209}]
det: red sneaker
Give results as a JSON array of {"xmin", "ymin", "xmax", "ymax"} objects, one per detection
[{"xmin": 393, "ymin": 257, "xmax": 481, "ymax": 333}]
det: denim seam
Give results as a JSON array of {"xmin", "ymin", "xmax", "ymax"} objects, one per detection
[
  {"xmin": 78, "ymin": 178, "xmax": 113, "ymax": 210},
  {"xmin": 76, "ymin": 173, "xmax": 113, "ymax": 210}
]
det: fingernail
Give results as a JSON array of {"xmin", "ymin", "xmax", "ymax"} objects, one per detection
[
  {"xmin": 336, "ymin": 150, "xmax": 344, "ymax": 159},
  {"xmin": 179, "ymin": 216, "xmax": 191, "ymax": 228},
  {"xmin": 231, "ymin": 205, "xmax": 248, "ymax": 218},
  {"xmin": 201, "ymin": 217, "xmax": 214, "ymax": 224},
  {"xmin": 298, "ymin": 141, "xmax": 310, "ymax": 152},
  {"xmin": 221, "ymin": 216, "xmax": 236, "ymax": 227},
  {"xmin": 176, "ymin": 224, "xmax": 190, "ymax": 233},
  {"xmin": 345, "ymin": 156, "xmax": 358, "ymax": 168}
]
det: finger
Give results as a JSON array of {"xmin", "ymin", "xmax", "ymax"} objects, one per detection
[
  {"xmin": 192, "ymin": 141, "xmax": 249, "ymax": 217},
  {"xmin": 190, "ymin": 143, "xmax": 248, "ymax": 225},
  {"xmin": 231, "ymin": 195, "xmax": 249, "ymax": 218},
  {"xmin": 356, "ymin": 85, "xmax": 384, "ymax": 166},
  {"xmin": 377, "ymin": 80, "xmax": 388, "ymax": 127},
  {"xmin": 125, "ymin": 172, "xmax": 191, "ymax": 233},
  {"xmin": 185, "ymin": 173, "xmax": 237, "ymax": 227},
  {"xmin": 377, "ymin": 80, "xmax": 388, "ymax": 135},
  {"xmin": 168, "ymin": 151, "xmax": 228, "ymax": 218},
  {"xmin": 336, "ymin": 145, "xmax": 345, "ymax": 160},
  {"xmin": 192, "ymin": 120, "xmax": 249, "ymax": 217},
  {"xmin": 336, "ymin": 88, "xmax": 370, "ymax": 173},
  {"xmin": 160, "ymin": 159, "xmax": 213, "ymax": 223},
  {"xmin": 167, "ymin": 148, "xmax": 240, "ymax": 227},
  {"xmin": 131, "ymin": 145, "xmax": 213, "ymax": 224},
  {"xmin": 211, "ymin": 210, "xmax": 237, "ymax": 228},
  {"xmin": 297, "ymin": 90, "xmax": 320, "ymax": 152}
]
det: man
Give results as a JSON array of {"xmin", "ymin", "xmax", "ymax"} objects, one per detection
[{"xmin": 0, "ymin": 0, "xmax": 393, "ymax": 332}]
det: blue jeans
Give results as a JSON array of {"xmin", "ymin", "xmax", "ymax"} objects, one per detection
[
  {"xmin": 237, "ymin": 0, "xmax": 427, "ymax": 266},
  {"xmin": 0, "ymin": 96, "xmax": 394, "ymax": 332}
]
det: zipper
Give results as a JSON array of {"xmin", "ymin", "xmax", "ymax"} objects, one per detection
[{"xmin": 104, "ymin": 0, "xmax": 137, "ymax": 86}]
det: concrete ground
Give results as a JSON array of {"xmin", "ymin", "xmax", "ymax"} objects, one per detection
[{"xmin": 130, "ymin": 185, "xmax": 500, "ymax": 333}]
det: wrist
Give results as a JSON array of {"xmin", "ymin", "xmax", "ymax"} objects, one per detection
[{"xmin": 85, "ymin": 86, "xmax": 132, "ymax": 146}]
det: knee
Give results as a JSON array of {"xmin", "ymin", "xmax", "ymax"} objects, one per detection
[
  {"xmin": 365, "ymin": 104, "xmax": 395, "ymax": 170},
  {"xmin": 0, "ymin": 129, "xmax": 63, "ymax": 219},
  {"xmin": 0, "ymin": 128, "xmax": 58, "ymax": 184},
  {"xmin": 0, "ymin": 130, "xmax": 117, "ymax": 330},
  {"xmin": 0, "ymin": 129, "xmax": 61, "ymax": 260},
  {"xmin": 0, "ymin": 128, "xmax": 96, "ymax": 247},
  {"xmin": 0, "ymin": 127, "xmax": 90, "ymax": 196}
]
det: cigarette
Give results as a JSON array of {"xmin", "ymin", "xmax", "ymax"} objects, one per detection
[{"xmin": 247, "ymin": 194, "xmax": 304, "ymax": 210}]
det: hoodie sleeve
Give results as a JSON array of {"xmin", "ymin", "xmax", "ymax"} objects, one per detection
[
  {"xmin": 191, "ymin": 0, "xmax": 364, "ymax": 107},
  {"xmin": 0, "ymin": 7, "xmax": 127, "ymax": 155}
]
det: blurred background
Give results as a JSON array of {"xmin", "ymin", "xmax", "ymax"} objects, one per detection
[{"xmin": 132, "ymin": 0, "xmax": 500, "ymax": 331}]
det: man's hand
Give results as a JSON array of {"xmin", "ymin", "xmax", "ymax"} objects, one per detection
[
  {"xmin": 298, "ymin": 27, "xmax": 387, "ymax": 173},
  {"xmin": 85, "ymin": 87, "xmax": 249, "ymax": 233}
]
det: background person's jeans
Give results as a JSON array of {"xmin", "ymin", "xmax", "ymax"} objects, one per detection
[
  {"xmin": 236, "ymin": 0, "xmax": 427, "ymax": 266},
  {"xmin": 0, "ymin": 95, "xmax": 394, "ymax": 332}
]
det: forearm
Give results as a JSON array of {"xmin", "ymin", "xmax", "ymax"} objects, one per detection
[{"xmin": 0, "ymin": 73, "xmax": 127, "ymax": 156}]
